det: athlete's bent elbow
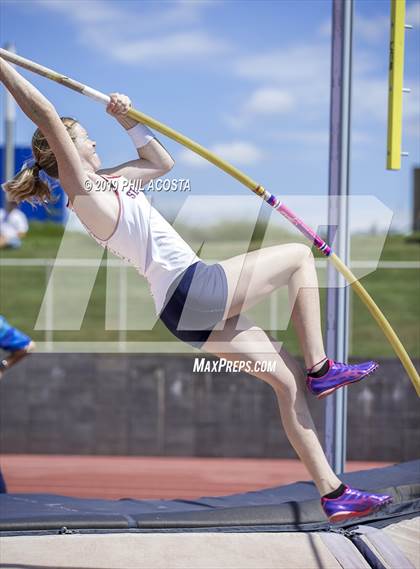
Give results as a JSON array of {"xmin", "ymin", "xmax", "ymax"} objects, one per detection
[{"xmin": 161, "ymin": 157, "xmax": 175, "ymax": 173}]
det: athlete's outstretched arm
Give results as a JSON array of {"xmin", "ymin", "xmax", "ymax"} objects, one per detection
[
  {"xmin": 0, "ymin": 56, "xmax": 89, "ymax": 201},
  {"xmin": 98, "ymin": 93, "xmax": 174, "ymax": 184}
]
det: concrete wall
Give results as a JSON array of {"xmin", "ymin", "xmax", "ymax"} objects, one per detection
[{"xmin": 0, "ymin": 354, "xmax": 418, "ymax": 461}]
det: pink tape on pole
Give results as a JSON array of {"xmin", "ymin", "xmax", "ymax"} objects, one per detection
[{"xmin": 277, "ymin": 203, "xmax": 331, "ymax": 256}]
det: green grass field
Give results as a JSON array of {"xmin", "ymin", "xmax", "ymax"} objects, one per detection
[{"xmin": 0, "ymin": 222, "xmax": 419, "ymax": 357}]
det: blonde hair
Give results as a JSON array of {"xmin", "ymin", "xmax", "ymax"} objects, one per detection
[{"xmin": 3, "ymin": 117, "xmax": 78, "ymax": 205}]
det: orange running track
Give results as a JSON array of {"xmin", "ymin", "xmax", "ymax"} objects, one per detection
[{"xmin": 0, "ymin": 455, "xmax": 393, "ymax": 500}]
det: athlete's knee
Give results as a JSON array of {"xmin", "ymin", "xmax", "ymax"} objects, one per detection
[
  {"xmin": 269, "ymin": 363, "xmax": 308, "ymax": 398},
  {"xmin": 261, "ymin": 370, "xmax": 297, "ymax": 399},
  {"xmin": 230, "ymin": 325, "xmax": 267, "ymax": 347},
  {"xmin": 294, "ymin": 243, "xmax": 314, "ymax": 264}
]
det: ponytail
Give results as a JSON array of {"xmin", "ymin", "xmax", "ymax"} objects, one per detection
[
  {"xmin": 2, "ymin": 116, "xmax": 78, "ymax": 206},
  {"xmin": 2, "ymin": 163, "xmax": 53, "ymax": 205}
]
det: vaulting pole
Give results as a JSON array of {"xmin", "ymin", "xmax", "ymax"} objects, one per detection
[{"xmin": 0, "ymin": 48, "xmax": 418, "ymax": 396}]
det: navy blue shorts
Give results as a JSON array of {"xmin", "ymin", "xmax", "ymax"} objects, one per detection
[{"xmin": 159, "ymin": 261, "xmax": 228, "ymax": 348}]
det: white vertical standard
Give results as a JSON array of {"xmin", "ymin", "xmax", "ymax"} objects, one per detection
[
  {"xmin": 325, "ymin": 0, "xmax": 353, "ymax": 473},
  {"xmin": 3, "ymin": 42, "xmax": 16, "ymax": 207}
]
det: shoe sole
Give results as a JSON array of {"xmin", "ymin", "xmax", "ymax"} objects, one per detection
[
  {"xmin": 327, "ymin": 496, "xmax": 393, "ymax": 523},
  {"xmin": 315, "ymin": 362, "xmax": 379, "ymax": 400}
]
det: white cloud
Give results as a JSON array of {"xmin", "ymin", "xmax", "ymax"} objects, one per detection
[
  {"xmin": 353, "ymin": 50, "xmax": 382, "ymax": 76},
  {"xmin": 353, "ymin": 78, "xmax": 419, "ymax": 124},
  {"xmin": 110, "ymin": 32, "xmax": 230, "ymax": 64},
  {"xmin": 352, "ymin": 131, "xmax": 374, "ymax": 144},
  {"xmin": 234, "ymin": 44, "xmax": 330, "ymax": 86},
  {"xmin": 228, "ymin": 42, "xmax": 331, "ymax": 126},
  {"xmin": 178, "ymin": 149, "xmax": 208, "ymax": 168},
  {"xmin": 406, "ymin": 2, "xmax": 420, "ymax": 26},
  {"xmin": 267, "ymin": 128, "xmax": 372, "ymax": 148},
  {"xmin": 355, "ymin": 13, "xmax": 390, "ymax": 43},
  {"xmin": 405, "ymin": 118, "xmax": 420, "ymax": 138},
  {"xmin": 35, "ymin": 0, "xmax": 213, "ymax": 28},
  {"xmin": 353, "ymin": 78, "xmax": 389, "ymax": 122},
  {"xmin": 226, "ymin": 87, "xmax": 296, "ymax": 128},
  {"xmin": 317, "ymin": 20, "xmax": 331, "ymax": 39},
  {"xmin": 154, "ymin": 0, "xmax": 215, "ymax": 27},
  {"xmin": 36, "ymin": 0, "xmax": 122, "ymax": 23},
  {"xmin": 227, "ymin": 28, "xmax": 418, "ymax": 143},
  {"xmin": 35, "ymin": 0, "xmax": 230, "ymax": 65},
  {"xmin": 226, "ymin": 41, "xmax": 333, "ymax": 129},
  {"xmin": 178, "ymin": 141, "xmax": 264, "ymax": 168},
  {"xmin": 272, "ymin": 130, "xmax": 329, "ymax": 145},
  {"xmin": 242, "ymin": 88, "xmax": 295, "ymax": 115},
  {"xmin": 213, "ymin": 141, "xmax": 263, "ymax": 165},
  {"xmin": 403, "ymin": 87, "xmax": 420, "ymax": 120}
]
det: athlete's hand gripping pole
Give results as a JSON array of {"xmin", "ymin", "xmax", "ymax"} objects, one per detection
[{"xmin": 1, "ymin": 48, "xmax": 418, "ymax": 396}]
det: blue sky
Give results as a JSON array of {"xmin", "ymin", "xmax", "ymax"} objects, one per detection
[{"xmin": 1, "ymin": 0, "xmax": 419, "ymax": 232}]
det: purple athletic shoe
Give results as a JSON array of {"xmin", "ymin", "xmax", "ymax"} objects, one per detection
[
  {"xmin": 306, "ymin": 359, "xmax": 378, "ymax": 399},
  {"xmin": 321, "ymin": 485, "xmax": 393, "ymax": 523}
]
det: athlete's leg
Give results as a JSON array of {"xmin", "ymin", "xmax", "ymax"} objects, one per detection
[
  {"xmin": 218, "ymin": 243, "xmax": 326, "ymax": 370},
  {"xmin": 202, "ymin": 315, "xmax": 341, "ymax": 496}
]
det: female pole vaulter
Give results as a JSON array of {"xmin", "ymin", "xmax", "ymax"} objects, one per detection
[{"xmin": 0, "ymin": 55, "xmax": 392, "ymax": 523}]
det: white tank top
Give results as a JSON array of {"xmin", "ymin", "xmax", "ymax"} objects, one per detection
[{"xmin": 79, "ymin": 175, "xmax": 200, "ymax": 314}]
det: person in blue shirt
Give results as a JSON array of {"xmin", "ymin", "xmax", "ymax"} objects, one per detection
[
  {"xmin": 0, "ymin": 315, "xmax": 35, "ymax": 380},
  {"xmin": 0, "ymin": 315, "xmax": 35, "ymax": 493}
]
